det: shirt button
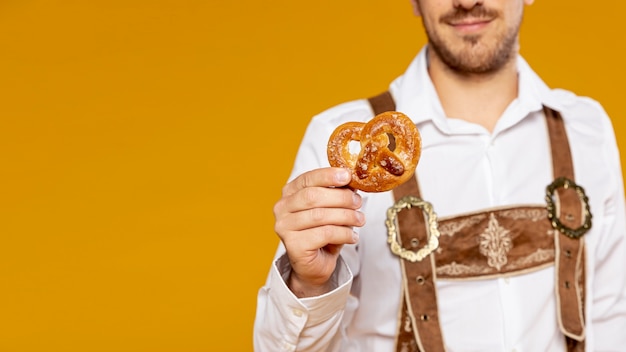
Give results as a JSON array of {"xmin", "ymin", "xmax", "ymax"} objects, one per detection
[
  {"xmin": 504, "ymin": 277, "xmax": 510, "ymax": 285},
  {"xmin": 292, "ymin": 308, "xmax": 304, "ymax": 317},
  {"xmin": 282, "ymin": 341, "xmax": 296, "ymax": 351}
]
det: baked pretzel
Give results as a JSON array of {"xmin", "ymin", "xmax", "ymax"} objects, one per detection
[{"xmin": 327, "ymin": 111, "xmax": 421, "ymax": 192}]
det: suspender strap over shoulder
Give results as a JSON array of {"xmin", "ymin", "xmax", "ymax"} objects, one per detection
[
  {"xmin": 369, "ymin": 92, "xmax": 447, "ymax": 352},
  {"xmin": 368, "ymin": 90, "xmax": 396, "ymax": 116},
  {"xmin": 544, "ymin": 107, "xmax": 588, "ymax": 344}
]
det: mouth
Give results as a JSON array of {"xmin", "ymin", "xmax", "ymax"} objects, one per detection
[
  {"xmin": 440, "ymin": 5, "xmax": 498, "ymax": 35},
  {"xmin": 448, "ymin": 17, "xmax": 493, "ymax": 34}
]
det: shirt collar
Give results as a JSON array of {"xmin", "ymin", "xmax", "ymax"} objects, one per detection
[{"xmin": 389, "ymin": 46, "xmax": 551, "ymax": 134}]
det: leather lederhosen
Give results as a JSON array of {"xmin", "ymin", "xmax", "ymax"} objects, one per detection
[{"xmin": 367, "ymin": 91, "xmax": 589, "ymax": 352}]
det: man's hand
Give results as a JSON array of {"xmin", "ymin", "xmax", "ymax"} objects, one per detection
[{"xmin": 273, "ymin": 167, "xmax": 365, "ymax": 297}]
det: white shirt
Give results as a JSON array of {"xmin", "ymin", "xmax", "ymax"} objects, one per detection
[{"xmin": 254, "ymin": 47, "xmax": 626, "ymax": 352}]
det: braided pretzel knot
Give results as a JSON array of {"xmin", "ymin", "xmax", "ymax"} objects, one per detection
[{"xmin": 327, "ymin": 111, "xmax": 421, "ymax": 192}]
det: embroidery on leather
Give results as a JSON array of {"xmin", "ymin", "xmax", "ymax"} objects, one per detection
[
  {"xmin": 437, "ymin": 249, "xmax": 556, "ymax": 277},
  {"xmin": 499, "ymin": 207, "xmax": 547, "ymax": 221},
  {"xmin": 509, "ymin": 248, "xmax": 555, "ymax": 269},
  {"xmin": 399, "ymin": 341, "xmax": 417, "ymax": 352},
  {"xmin": 437, "ymin": 261, "xmax": 493, "ymax": 276},
  {"xmin": 403, "ymin": 315, "xmax": 412, "ymax": 333},
  {"xmin": 438, "ymin": 213, "xmax": 486, "ymax": 237},
  {"xmin": 479, "ymin": 213, "xmax": 513, "ymax": 271}
]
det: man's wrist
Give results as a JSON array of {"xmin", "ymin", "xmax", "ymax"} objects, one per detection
[{"xmin": 287, "ymin": 272, "xmax": 333, "ymax": 298}]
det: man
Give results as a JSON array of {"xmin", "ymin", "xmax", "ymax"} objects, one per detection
[{"xmin": 254, "ymin": 0, "xmax": 626, "ymax": 350}]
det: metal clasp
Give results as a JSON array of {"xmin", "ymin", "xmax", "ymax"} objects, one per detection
[
  {"xmin": 385, "ymin": 196, "xmax": 440, "ymax": 262},
  {"xmin": 545, "ymin": 177, "xmax": 592, "ymax": 239}
]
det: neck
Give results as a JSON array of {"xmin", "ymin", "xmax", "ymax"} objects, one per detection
[{"xmin": 427, "ymin": 50, "xmax": 519, "ymax": 132}]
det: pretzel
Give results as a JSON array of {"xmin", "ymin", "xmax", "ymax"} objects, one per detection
[{"xmin": 327, "ymin": 111, "xmax": 421, "ymax": 192}]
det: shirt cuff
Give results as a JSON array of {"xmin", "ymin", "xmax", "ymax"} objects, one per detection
[{"xmin": 270, "ymin": 254, "xmax": 353, "ymax": 326}]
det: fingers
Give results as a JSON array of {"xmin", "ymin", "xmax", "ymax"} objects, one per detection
[
  {"xmin": 281, "ymin": 224, "xmax": 360, "ymax": 254},
  {"xmin": 274, "ymin": 175, "xmax": 365, "ymax": 236},
  {"xmin": 279, "ymin": 184, "xmax": 362, "ymax": 213},
  {"xmin": 282, "ymin": 167, "xmax": 352, "ymax": 198},
  {"xmin": 276, "ymin": 206, "xmax": 365, "ymax": 234},
  {"xmin": 274, "ymin": 184, "xmax": 364, "ymax": 247},
  {"xmin": 273, "ymin": 167, "xmax": 365, "ymax": 251}
]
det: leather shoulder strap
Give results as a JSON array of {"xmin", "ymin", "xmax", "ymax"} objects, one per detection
[
  {"xmin": 368, "ymin": 91, "xmax": 443, "ymax": 351},
  {"xmin": 545, "ymin": 106, "xmax": 575, "ymax": 179},
  {"xmin": 368, "ymin": 90, "xmax": 396, "ymax": 115},
  {"xmin": 545, "ymin": 107, "xmax": 586, "ymax": 346},
  {"xmin": 368, "ymin": 90, "xmax": 421, "ymax": 199}
]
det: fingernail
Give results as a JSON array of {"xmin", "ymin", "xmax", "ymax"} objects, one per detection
[
  {"xmin": 355, "ymin": 211, "xmax": 365, "ymax": 224},
  {"xmin": 352, "ymin": 231, "xmax": 359, "ymax": 243},
  {"xmin": 352, "ymin": 192, "xmax": 361, "ymax": 206}
]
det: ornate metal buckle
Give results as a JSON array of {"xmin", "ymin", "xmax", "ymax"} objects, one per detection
[
  {"xmin": 385, "ymin": 196, "xmax": 440, "ymax": 262},
  {"xmin": 545, "ymin": 177, "xmax": 592, "ymax": 239}
]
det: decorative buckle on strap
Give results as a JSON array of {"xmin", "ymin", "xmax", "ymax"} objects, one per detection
[
  {"xmin": 545, "ymin": 177, "xmax": 592, "ymax": 239},
  {"xmin": 385, "ymin": 196, "xmax": 440, "ymax": 262}
]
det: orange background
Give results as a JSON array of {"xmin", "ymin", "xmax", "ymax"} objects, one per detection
[{"xmin": 0, "ymin": 1, "xmax": 624, "ymax": 351}]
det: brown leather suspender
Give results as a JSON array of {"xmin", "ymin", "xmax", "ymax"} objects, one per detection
[
  {"xmin": 545, "ymin": 107, "xmax": 587, "ymax": 352},
  {"xmin": 367, "ymin": 91, "xmax": 587, "ymax": 352}
]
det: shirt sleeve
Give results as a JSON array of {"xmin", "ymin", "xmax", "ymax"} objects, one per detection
[
  {"xmin": 253, "ymin": 252, "xmax": 353, "ymax": 352},
  {"xmin": 253, "ymin": 100, "xmax": 372, "ymax": 351},
  {"xmin": 588, "ymin": 110, "xmax": 626, "ymax": 350}
]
